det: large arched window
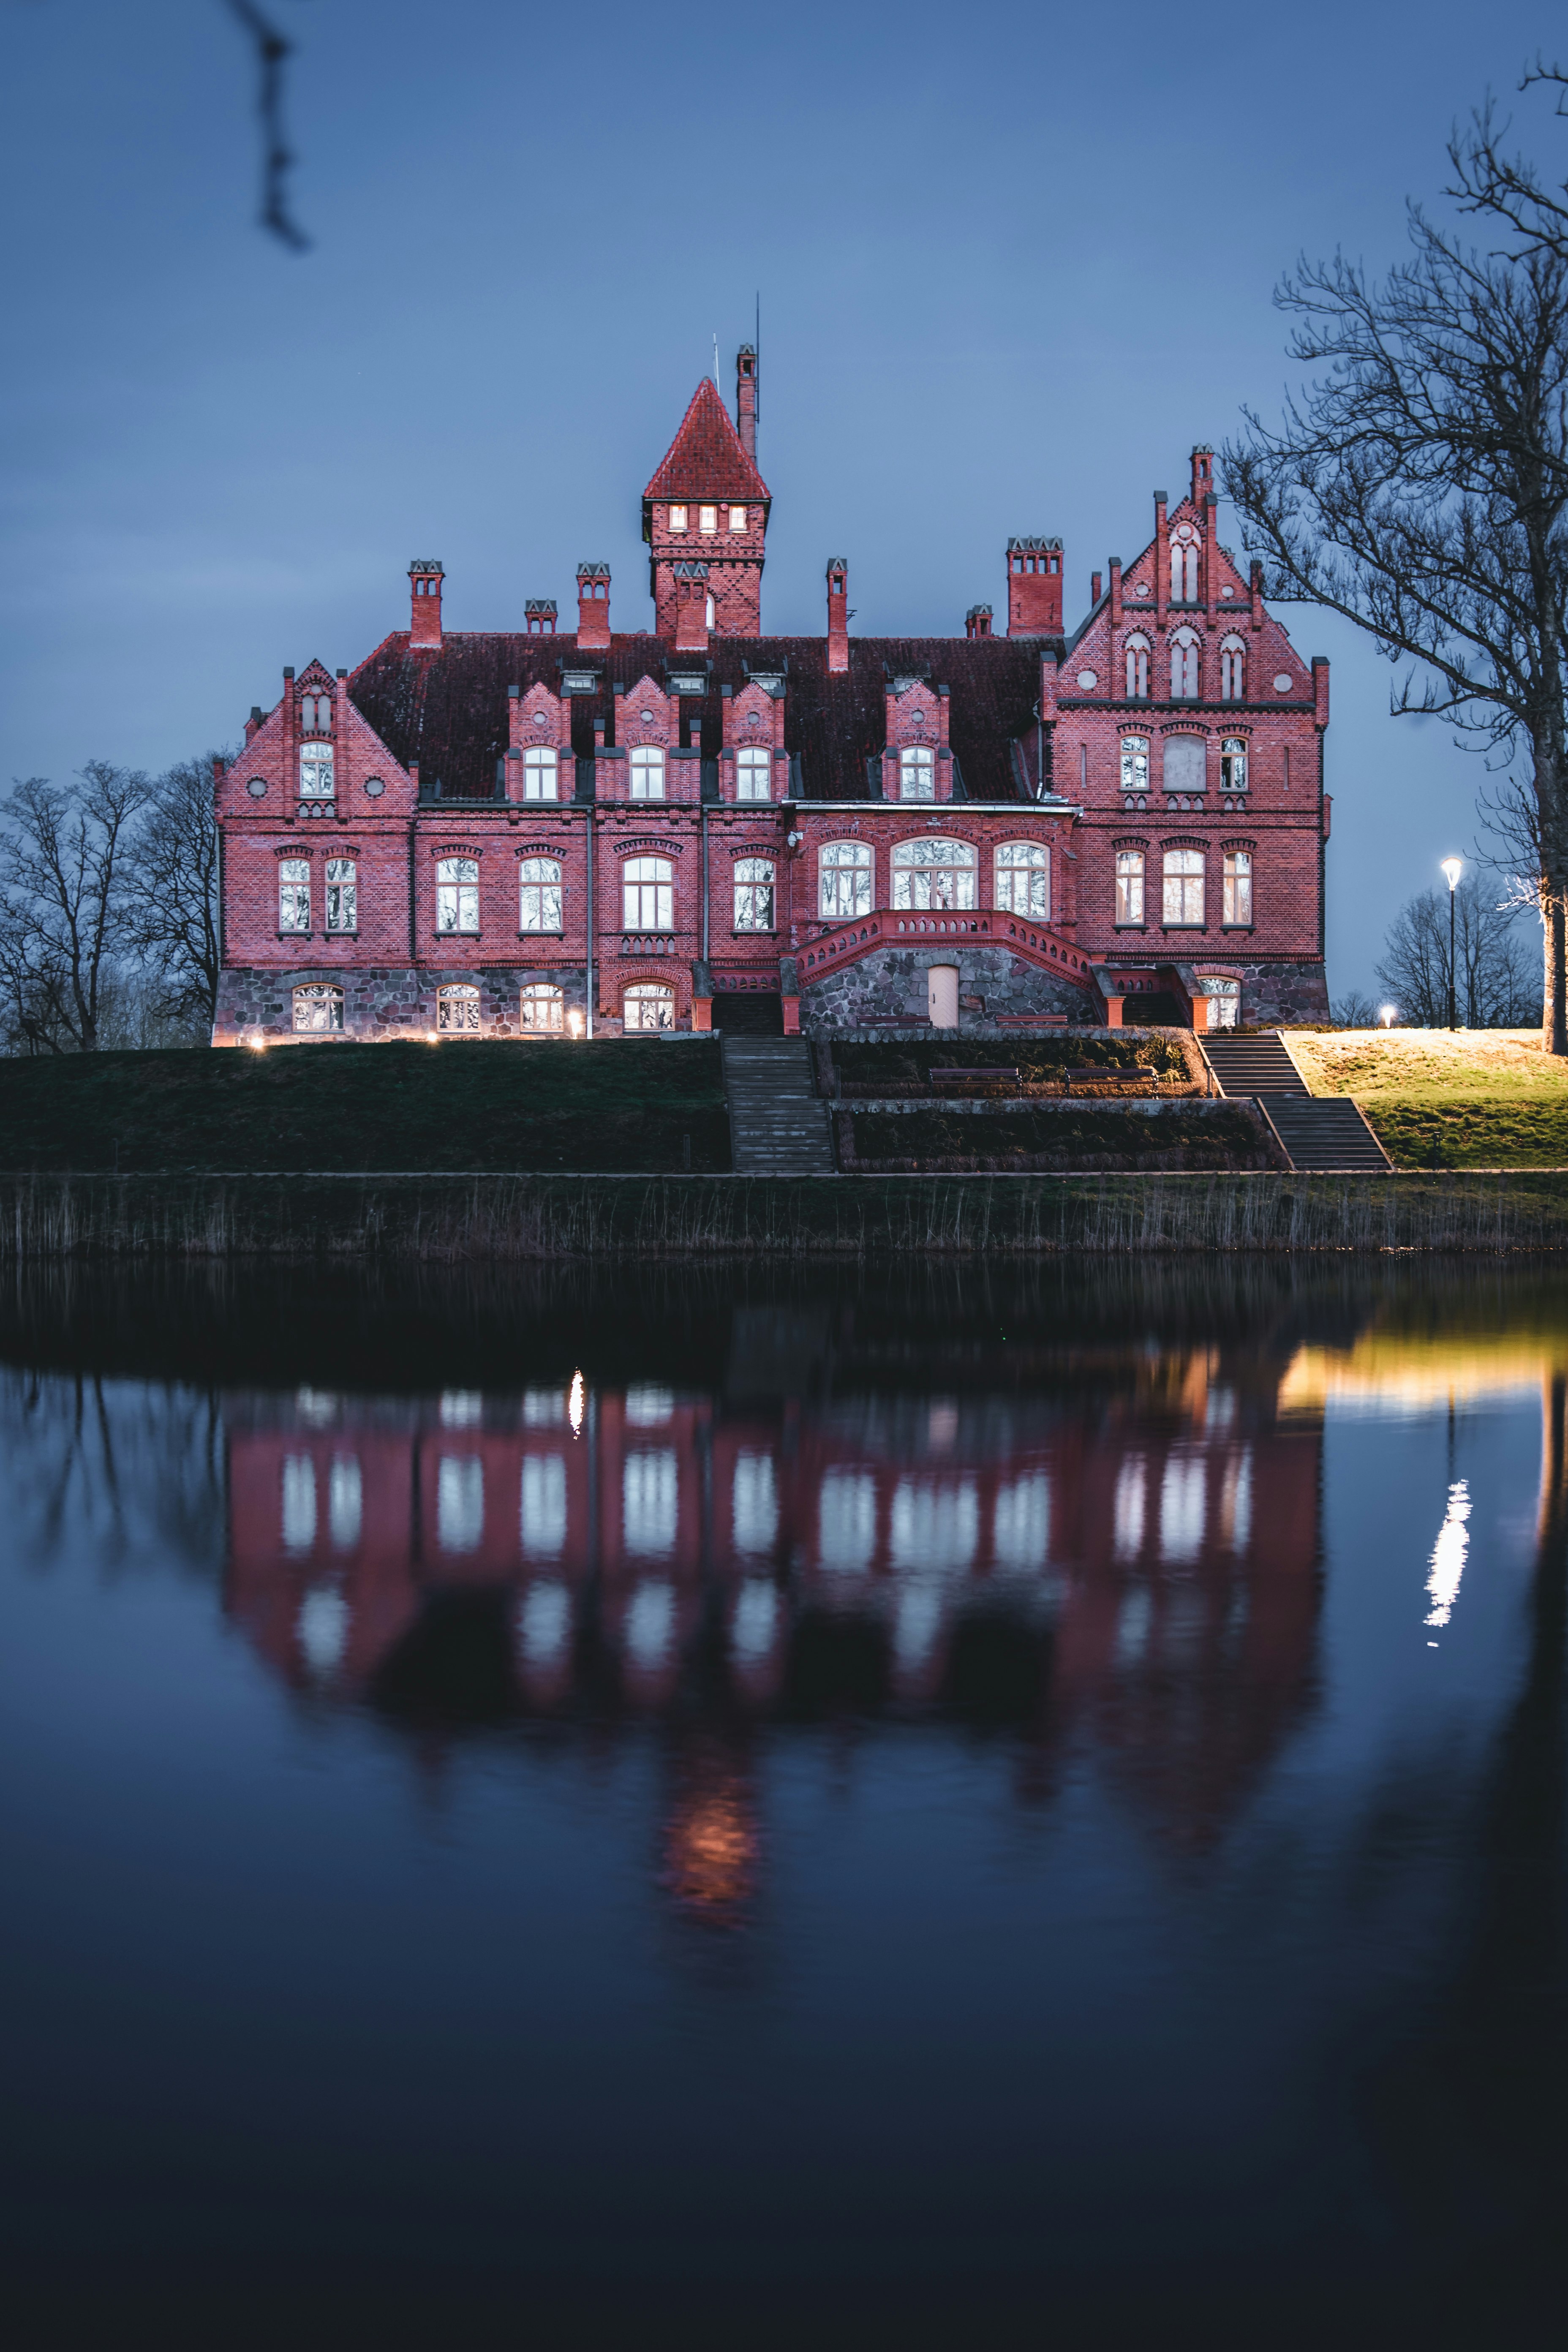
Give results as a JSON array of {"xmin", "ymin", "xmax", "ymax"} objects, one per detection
[
  {"xmin": 299, "ymin": 742, "xmax": 335, "ymax": 800},
  {"xmin": 324, "ymin": 858, "xmax": 356, "ymax": 933},
  {"xmin": 736, "ymin": 748, "xmax": 771, "ymax": 802},
  {"xmin": 898, "ymin": 746, "xmax": 935, "ymax": 801},
  {"xmin": 523, "ymin": 748, "xmax": 558, "ymax": 801},
  {"xmin": 1114, "ymin": 850, "xmax": 1145, "ymax": 926},
  {"xmin": 1170, "ymin": 528, "xmax": 1199, "ymax": 602},
  {"xmin": 629, "ymin": 747, "xmax": 665, "ymax": 802},
  {"xmin": 436, "ymin": 857, "xmax": 479, "ymax": 934},
  {"xmin": 437, "ymin": 983, "xmax": 482, "ymax": 1032},
  {"xmin": 623, "ymin": 856, "xmax": 673, "ymax": 931},
  {"xmin": 1120, "ymin": 735, "xmax": 1150, "ymax": 795},
  {"xmin": 519, "ymin": 858, "xmax": 562, "ymax": 933},
  {"xmin": 994, "ymin": 841, "xmax": 1050, "ymax": 920},
  {"xmin": 520, "ymin": 983, "xmax": 564, "ymax": 1033},
  {"xmin": 733, "ymin": 857, "xmax": 775, "ymax": 932},
  {"xmin": 279, "ymin": 858, "xmax": 310, "ymax": 933},
  {"xmin": 1220, "ymin": 638, "xmax": 1246, "ymax": 701},
  {"xmin": 1162, "ymin": 848, "xmax": 1205, "ymax": 925},
  {"xmin": 292, "ymin": 982, "xmax": 343, "ymax": 1033},
  {"xmin": 1124, "ymin": 634, "xmax": 1151, "ymax": 699},
  {"xmin": 624, "ymin": 983, "xmax": 675, "ymax": 1032},
  {"xmin": 892, "ymin": 836, "xmax": 977, "ymax": 912},
  {"xmin": 820, "ymin": 841, "xmax": 872, "ymax": 921},
  {"xmin": 1169, "ymin": 630, "xmax": 1200, "ymax": 700}
]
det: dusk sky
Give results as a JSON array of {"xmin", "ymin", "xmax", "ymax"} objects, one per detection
[{"xmin": 3, "ymin": 0, "xmax": 1563, "ymax": 999}]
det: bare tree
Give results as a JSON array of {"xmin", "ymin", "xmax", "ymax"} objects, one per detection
[
  {"xmin": 1375, "ymin": 877, "xmax": 1541, "ymax": 1027},
  {"xmin": 1222, "ymin": 84, "xmax": 1568, "ymax": 1050},
  {"xmin": 1331, "ymin": 988, "xmax": 1378, "ymax": 1027},
  {"xmin": 128, "ymin": 754, "xmax": 226, "ymax": 1031},
  {"xmin": 0, "ymin": 766, "xmax": 151, "ymax": 1053}
]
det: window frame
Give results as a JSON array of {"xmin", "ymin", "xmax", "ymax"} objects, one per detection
[
  {"xmin": 436, "ymin": 856, "xmax": 480, "ymax": 935},
  {"xmin": 623, "ymin": 855, "xmax": 674, "ymax": 933},
  {"xmin": 1220, "ymin": 639, "xmax": 1247, "ymax": 702},
  {"xmin": 1124, "ymin": 635, "xmax": 1151, "ymax": 700},
  {"xmin": 1114, "ymin": 849, "xmax": 1146, "ymax": 927},
  {"xmin": 736, "ymin": 747, "xmax": 771, "ymax": 803},
  {"xmin": 891, "ymin": 835, "xmax": 977, "ymax": 913},
  {"xmin": 994, "ymin": 839, "xmax": 1050, "ymax": 922},
  {"xmin": 1222, "ymin": 849, "xmax": 1253, "ymax": 927},
  {"xmin": 324, "ymin": 857, "xmax": 356, "ymax": 934},
  {"xmin": 299, "ymin": 743, "xmax": 335, "ymax": 800},
  {"xmin": 699, "ymin": 504, "xmax": 718, "ymax": 535},
  {"xmin": 1119, "ymin": 734, "xmax": 1150, "ymax": 795},
  {"xmin": 519, "ymin": 856, "xmax": 563, "ymax": 934},
  {"xmin": 624, "ymin": 983, "xmax": 675, "ymax": 1032},
  {"xmin": 279, "ymin": 857, "xmax": 310, "ymax": 934},
  {"xmin": 292, "ymin": 981, "xmax": 343, "ymax": 1033},
  {"xmin": 1221, "ymin": 738, "xmax": 1248, "ymax": 794},
  {"xmin": 1169, "ymin": 629, "xmax": 1200, "ymax": 701},
  {"xmin": 667, "ymin": 504, "xmax": 688, "ymax": 534},
  {"xmin": 1162, "ymin": 848, "xmax": 1206, "ymax": 928},
  {"xmin": 732, "ymin": 856, "xmax": 776, "ymax": 934},
  {"xmin": 629, "ymin": 746, "xmax": 665, "ymax": 803},
  {"xmin": 898, "ymin": 746, "xmax": 936, "ymax": 802},
  {"xmin": 520, "ymin": 983, "xmax": 565, "ymax": 1034},
  {"xmin": 437, "ymin": 983, "xmax": 482, "ymax": 1034},
  {"xmin": 819, "ymin": 839, "xmax": 873, "ymax": 923},
  {"xmin": 523, "ymin": 747, "xmax": 558, "ymax": 802},
  {"xmin": 728, "ymin": 505, "xmax": 747, "ymax": 532}
]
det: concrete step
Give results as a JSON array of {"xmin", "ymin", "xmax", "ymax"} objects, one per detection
[
  {"xmin": 721, "ymin": 1035, "xmax": 836, "ymax": 1175},
  {"xmin": 1256, "ymin": 1096, "xmax": 1391, "ymax": 1172},
  {"xmin": 1201, "ymin": 1032, "xmax": 1309, "ymax": 1097}
]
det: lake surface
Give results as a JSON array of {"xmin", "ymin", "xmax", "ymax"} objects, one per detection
[{"xmin": 2, "ymin": 1259, "xmax": 1565, "ymax": 2346}]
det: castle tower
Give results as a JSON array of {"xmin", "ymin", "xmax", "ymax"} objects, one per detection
[{"xmin": 643, "ymin": 361, "xmax": 770, "ymax": 638}]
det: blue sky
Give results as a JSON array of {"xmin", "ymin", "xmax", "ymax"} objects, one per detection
[{"xmin": 1, "ymin": 0, "xmax": 1561, "ymax": 998}]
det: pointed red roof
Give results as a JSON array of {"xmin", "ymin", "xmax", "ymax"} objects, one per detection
[{"xmin": 643, "ymin": 377, "xmax": 769, "ymax": 504}]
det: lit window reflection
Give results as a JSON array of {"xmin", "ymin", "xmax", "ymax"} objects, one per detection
[
  {"xmin": 282, "ymin": 1455, "xmax": 317, "ymax": 1552},
  {"xmin": 732, "ymin": 1453, "xmax": 779, "ymax": 1554},
  {"xmin": 732, "ymin": 1579, "xmax": 779, "ymax": 1663},
  {"xmin": 624, "ymin": 1450, "xmax": 678, "ymax": 1556},
  {"xmin": 627, "ymin": 1579, "xmax": 675, "ymax": 1666},
  {"xmin": 625, "ymin": 1386, "xmax": 674, "ymax": 1428},
  {"xmin": 994, "ymin": 1472, "xmax": 1050, "ymax": 1571},
  {"xmin": 819, "ymin": 1470, "xmax": 875, "ymax": 1573},
  {"xmin": 440, "ymin": 1390, "xmax": 483, "ymax": 1429},
  {"xmin": 437, "ymin": 1456, "xmax": 484, "ymax": 1552},
  {"xmin": 1425, "ymin": 1480, "xmax": 1471, "ymax": 1630},
  {"xmin": 520, "ymin": 1456, "xmax": 566, "ymax": 1557},
  {"xmin": 890, "ymin": 1480, "xmax": 978, "ymax": 1571},
  {"xmin": 1113, "ymin": 1457, "xmax": 1146, "ymax": 1560},
  {"xmin": 297, "ymin": 1585, "xmax": 348, "ymax": 1674},
  {"xmin": 519, "ymin": 1580, "xmax": 570, "ymax": 1666},
  {"xmin": 327, "ymin": 1457, "xmax": 362, "ymax": 1550},
  {"xmin": 1160, "ymin": 1454, "xmax": 1206, "ymax": 1564}
]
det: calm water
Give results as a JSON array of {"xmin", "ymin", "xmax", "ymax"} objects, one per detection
[{"xmin": 2, "ymin": 1259, "xmax": 1565, "ymax": 2346}]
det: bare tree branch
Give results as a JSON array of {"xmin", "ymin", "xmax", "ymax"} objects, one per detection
[{"xmin": 225, "ymin": 0, "xmax": 309, "ymax": 252}]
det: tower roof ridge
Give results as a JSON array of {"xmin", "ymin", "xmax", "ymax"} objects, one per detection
[{"xmin": 643, "ymin": 377, "xmax": 769, "ymax": 504}]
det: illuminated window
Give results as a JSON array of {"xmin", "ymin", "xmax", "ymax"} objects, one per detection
[
  {"xmin": 437, "ymin": 983, "xmax": 481, "ymax": 1032},
  {"xmin": 699, "ymin": 504, "xmax": 718, "ymax": 534},
  {"xmin": 728, "ymin": 505, "xmax": 747, "ymax": 532},
  {"xmin": 523, "ymin": 748, "xmax": 558, "ymax": 801},
  {"xmin": 892, "ymin": 836, "xmax": 976, "ymax": 911},
  {"xmin": 736, "ymin": 748, "xmax": 770, "ymax": 802},
  {"xmin": 520, "ymin": 1456, "xmax": 567, "ymax": 1557},
  {"xmin": 1220, "ymin": 639, "xmax": 1246, "ymax": 700},
  {"xmin": 436, "ymin": 857, "xmax": 479, "ymax": 933},
  {"xmin": 437, "ymin": 1456, "xmax": 484, "ymax": 1552},
  {"xmin": 324, "ymin": 858, "xmax": 355, "ymax": 932},
  {"xmin": 629, "ymin": 746, "xmax": 665, "ymax": 801},
  {"xmin": 623, "ymin": 856, "xmax": 673, "ymax": 931},
  {"xmin": 994, "ymin": 840, "xmax": 1049, "ymax": 920},
  {"xmin": 279, "ymin": 858, "xmax": 310, "ymax": 932},
  {"xmin": 1115, "ymin": 849, "xmax": 1145, "ymax": 926},
  {"xmin": 519, "ymin": 857, "xmax": 562, "ymax": 932},
  {"xmin": 668, "ymin": 504, "xmax": 688, "ymax": 533},
  {"xmin": 898, "ymin": 746, "xmax": 935, "ymax": 801},
  {"xmin": 623, "ymin": 1449, "xmax": 678, "ymax": 1553},
  {"xmin": 1223, "ymin": 849, "xmax": 1253, "ymax": 925},
  {"xmin": 292, "ymin": 982, "xmax": 343, "ymax": 1032},
  {"xmin": 299, "ymin": 743, "xmax": 334, "ymax": 799},
  {"xmin": 1124, "ymin": 635, "xmax": 1151, "ymax": 699},
  {"xmin": 520, "ymin": 983, "xmax": 564, "ymax": 1033},
  {"xmin": 1221, "ymin": 738, "xmax": 1247, "ymax": 793},
  {"xmin": 624, "ymin": 982, "xmax": 675, "ymax": 1031},
  {"xmin": 733, "ymin": 857, "xmax": 775, "ymax": 932},
  {"xmin": 820, "ymin": 840, "xmax": 872, "ymax": 920},
  {"xmin": 1162, "ymin": 848, "xmax": 1205, "ymax": 925}
]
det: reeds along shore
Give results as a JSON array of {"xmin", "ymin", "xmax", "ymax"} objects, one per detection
[{"xmin": 4, "ymin": 1171, "xmax": 1568, "ymax": 1257}]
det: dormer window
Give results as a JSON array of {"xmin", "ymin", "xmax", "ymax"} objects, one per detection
[
  {"xmin": 699, "ymin": 505, "xmax": 718, "ymax": 535},
  {"xmin": 668, "ymin": 505, "xmax": 688, "ymax": 534},
  {"xmin": 299, "ymin": 743, "xmax": 335, "ymax": 800},
  {"xmin": 729, "ymin": 506, "xmax": 747, "ymax": 532},
  {"xmin": 898, "ymin": 747, "xmax": 935, "ymax": 801},
  {"xmin": 299, "ymin": 692, "xmax": 331, "ymax": 734}
]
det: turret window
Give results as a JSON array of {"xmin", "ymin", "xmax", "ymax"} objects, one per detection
[
  {"xmin": 436, "ymin": 857, "xmax": 480, "ymax": 934},
  {"xmin": 733, "ymin": 857, "xmax": 776, "ymax": 932},
  {"xmin": 299, "ymin": 743, "xmax": 335, "ymax": 799},
  {"xmin": 892, "ymin": 837, "xmax": 976, "ymax": 912},
  {"xmin": 279, "ymin": 858, "xmax": 310, "ymax": 932},
  {"xmin": 523, "ymin": 748, "xmax": 558, "ymax": 801},
  {"xmin": 519, "ymin": 858, "xmax": 563, "ymax": 933},
  {"xmin": 820, "ymin": 840, "xmax": 872, "ymax": 921},
  {"xmin": 729, "ymin": 506, "xmax": 747, "ymax": 532},
  {"xmin": 630, "ymin": 747, "xmax": 665, "ymax": 801},
  {"xmin": 699, "ymin": 505, "xmax": 718, "ymax": 535},
  {"xmin": 994, "ymin": 841, "xmax": 1050, "ymax": 921},
  {"xmin": 736, "ymin": 748, "xmax": 770, "ymax": 802},
  {"xmin": 1124, "ymin": 635, "xmax": 1151, "ymax": 699},
  {"xmin": 324, "ymin": 858, "xmax": 356, "ymax": 932},
  {"xmin": 668, "ymin": 505, "xmax": 688, "ymax": 534},
  {"xmin": 898, "ymin": 746, "xmax": 935, "ymax": 801}
]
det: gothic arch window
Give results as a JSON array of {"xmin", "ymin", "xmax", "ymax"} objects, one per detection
[
  {"xmin": 519, "ymin": 858, "xmax": 562, "ymax": 933},
  {"xmin": 899, "ymin": 746, "xmax": 935, "ymax": 801},
  {"xmin": 436, "ymin": 857, "xmax": 479, "ymax": 934},
  {"xmin": 299, "ymin": 691, "xmax": 331, "ymax": 733},
  {"xmin": 994, "ymin": 840, "xmax": 1050, "ymax": 920},
  {"xmin": 1220, "ymin": 637, "xmax": 1247, "ymax": 700},
  {"xmin": 1170, "ymin": 525, "xmax": 1200, "ymax": 602},
  {"xmin": 733, "ymin": 857, "xmax": 775, "ymax": 932},
  {"xmin": 706, "ymin": 595, "xmax": 716, "ymax": 630},
  {"xmin": 1169, "ymin": 629, "xmax": 1200, "ymax": 700},
  {"xmin": 292, "ymin": 983, "xmax": 343, "ymax": 1033},
  {"xmin": 1124, "ymin": 634, "xmax": 1151, "ymax": 699},
  {"xmin": 891, "ymin": 836, "xmax": 977, "ymax": 912},
  {"xmin": 820, "ymin": 840, "xmax": 872, "ymax": 921},
  {"xmin": 520, "ymin": 983, "xmax": 564, "ymax": 1034},
  {"xmin": 623, "ymin": 856, "xmax": 673, "ymax": 932},
  {"xmin": 437, "ymin": 984, "xmax": 482, "ymax": 1033},
  {"xmin": 523, "ymin": 747, "xmax": 558, "ymax": 801}
]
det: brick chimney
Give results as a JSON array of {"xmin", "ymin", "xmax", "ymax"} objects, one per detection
[
  {"xmin": 736, "ymin": 345, "xmax": 758, "ymax": 461},
  {"xmin": 827, "ymin": 558, "xmax": 849, "ymax": 674},
  {"xmin": 1190, "ymin": 444, "xmax": 1214, "ymax": 506},
  {"xmin": 1005, "ymin": 537, "xmax": 1063, "ymax": 636},
  {"xmin": 525, "ymin": 599, "xmax": 557, "ymax": 636},
  {"xmin": 409, "ymin": 561, "xmax": 444, "ymax": 649},
  {"xmin": 576, "ymin": 562, "xmax": 611, "ymax": 650},
  {"xmin": 965, "ymin": 604, "xmax": 992, "ymax": 639},
  {"xmin": 673, "ymin": 560, "xmax": 710, "ymax": 653}
]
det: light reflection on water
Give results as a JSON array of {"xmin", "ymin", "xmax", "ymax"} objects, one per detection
[{"xmin": 1, "ymin": 1260, "xmax": 1566, "ymax": 2336}]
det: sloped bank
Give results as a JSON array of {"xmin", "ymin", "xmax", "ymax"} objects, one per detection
[{"xmin": 3, "ymin": 1170, "xmax": 1568, "ymax": 1258}]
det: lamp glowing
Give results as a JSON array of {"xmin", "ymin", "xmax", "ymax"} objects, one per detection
[
  {"xmin": 1380, "ymin": 1004, "xmax": 1396, "ymax": 1029},
  {"xmin": 566, "ymin": 1010, "xmax": 585, "ymax": 1039},
  {"xmin": 245, "ymin": 1033, "xmax": 267, "ymax": 1051},
  {"xmin": 1441, "ymin": 858, "xmax": 1463, "ymax": 892},
  {"xmin": 425, "ymin": 1029, "xmax": 441, "ymax": 1044},
  {"xmin": 1441, "ymin": 859, "xmax": 1462, "ymax": 1029}
]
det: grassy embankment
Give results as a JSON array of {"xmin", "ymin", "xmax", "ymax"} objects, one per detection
[
  {"xmin": 1288, "ymin": 1029, "xmax": 1568, "ymax": 1168},
  {"xmin": 0, "ymin": 1042, "xmax": 732, "ymax": 1174}
]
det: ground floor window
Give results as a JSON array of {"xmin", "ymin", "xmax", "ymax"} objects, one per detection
[
  {"xmin": 892, "ymin": 836, "xmax": 976, "ymax": 912},
  {"xmin": 438, "ymin": 983, "xmax": 482, "ymax": 1032},
  {"xmin": 293, "ymin": 983, "xmax": 343, "ymax": 1033},
  {"xmin": 520, "ymin": 983, "xmax": 564, "ymax": 1033},
  {"xmin": 1201, "ymin": 977, "xmax": 1242, "ymax": 1029},
  {"xmin": 625, "ymin": 983, "xmax": 675, "ymax": 1032}
]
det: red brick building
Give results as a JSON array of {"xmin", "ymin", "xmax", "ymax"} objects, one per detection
[{"xmin": 213, "ymin": 354, "xmax": 1331, "ymax": 1042}]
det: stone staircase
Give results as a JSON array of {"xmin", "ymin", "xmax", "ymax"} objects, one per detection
[
  {"xmin": 721, "ymin": 1037, "xmax": 836, "ymax": 1175},
  {"xmin": 1200, "ymin": 1032, "xmax": 1391, "ymax": 1173}
]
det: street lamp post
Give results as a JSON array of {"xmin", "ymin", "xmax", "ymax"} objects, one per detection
[{"xmin": 1442, "ymin": 858, "xmax": 1463, "ymax": 1029}]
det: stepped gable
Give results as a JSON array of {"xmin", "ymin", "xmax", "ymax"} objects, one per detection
[
  {"xmin": 348, "ymin": 633, "xmax": 1049, "ymax": 802},
  {"xmin": 643, "ymin": 377, "xmax": 769, "ymax": 509}
]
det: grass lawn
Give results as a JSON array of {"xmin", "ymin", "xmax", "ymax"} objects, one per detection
[
  {"xmin": 0, "ymin": 1040, "xmax": 732, "ymax": 1174},
  {"xmin": 1285, "ymin": 1028, "xmax": 1568, "ymax": 1168},
  {"xmin": 834, "ymin": 1035, "xmax": 1190, "ymax": 1093},
  {"xmin": 848, "ymin": 1105, "xmax": 1268, "ymax": 1171}
]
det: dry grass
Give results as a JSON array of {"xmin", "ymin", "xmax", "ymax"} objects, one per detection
[{"xmin": 1283, "ymin": 1029, "xmax": 1568, "ymax": 1168}]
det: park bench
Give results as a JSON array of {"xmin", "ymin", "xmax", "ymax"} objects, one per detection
[
  {"xmin": 1062, "ymin": 1064, "xmax": 1151, "ymax": 1093},
  {"xmin": 931, "ymin": 1066, "xmax": 1020, "ymax": 1086}
]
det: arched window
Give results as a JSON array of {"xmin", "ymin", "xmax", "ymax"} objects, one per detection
[
  {"xmin": 1223, "ymin": 850, "xmax": 1253, "ymax": 926},
  {"xmin": 1120, "ymin": 735, "xmax": 1150, "ymax": 795},
  {"xmin": 1169, "ymin": 630, "xmax": 1200, "ymax": 700},
  {"xmin": 523, "ymin": 748, "xmax": 558, "ymax": 801},
  {"xmin": 899, "ymin": 746, "xmax": 936, "ymax": 801},
  {"xmin": 299, "ymin": 742, "xmax": 335, "ymax": 800},
  {"xmin": 624, "ymin": 983, "xmax": 675, "ymax": 1032},
  {"xmin": 892, "ymin": 836, "xmax": 977, "ymax": 912},
  {"xmin": 436, "ymin": 857, "xmax": 479, "ymax": 934},
  {"xmin": 437, "ymin": 983, "xmax": 482, "ymax": 1033},
  {"xmin": 1114, "ymin": 850, "xmax": 1145, "ymax": 926},
  {"xmin": 733, "ymin": 857, "xmax": 775, "ymax": 932},
  {"xmin": 994, "ymin": 841, "xmax": 1050, "ymax": 920},
  {"xmin": 519, "ymin": 858, "xmax": 562, "ymax": 933},
  {"xmin": 736, "ymin": 748, "xmax": 771, "ymax": 802},
  {"xmin": 629, "ymin": 746, "xmax": 664, "ymax": 802},
  {"xmin": 1162, "ymin": 849, "xmax": 1205, "ymax": 925},
  {"xmin": 1220, "ymin": 639, "xmax": 1246, "ymax": 700},
  {"xmin": 299, "ymin": 692, "xmax": 331, "ymax": 733},
  {"xmin": 324, "ymin": 858, "xmax": 356, "ymax": 933},
  {"xmin": 279, "ymin": 858, "xmax": 310, "ymax": 933},
  {"xmin": 1201, "ymin": 976, "xmax": 1242, "ymax": 1030},
  {"xmin": 1170, "ymin": 529, "xmax": 1199, "ymax": 602},
  {"xmin": 1124, "ymin": 634, "xmax": 1151, "ymax": 699},
  {"xmin": 292, "ymin": 982, "xmax": 343, "ymax": 1033},
  {"xmin": 520, "ymin": 983, "xmax": 565, "ymax": 1034},
  {"xmin": 1221, "ymin": 738, "xmax": 1247, "ymax": 794},
  {"xmin": 820, "ymin": 840, "xmax": 872, "ymax": 921},
  {"xmin": 623, "ymin": 855, "xmax": 673, "ymax": 932}
]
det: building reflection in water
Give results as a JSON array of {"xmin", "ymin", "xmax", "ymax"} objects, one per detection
[{"xmin": 224, "ymin": 1305, "xmax": 1325, "ymax": 1903}]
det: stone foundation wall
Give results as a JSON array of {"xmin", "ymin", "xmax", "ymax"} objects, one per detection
[
  {"xmin": 214, "ymin": 965, "xmax": 590, "ymax": 1042},
  {"xmin": 800, "ymin": 945, "xmax": 1092, "ymax": 1034},
  {"xmin": 1220, "ymin": 960, "xmax": 1330, "ymax": 1026}
]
